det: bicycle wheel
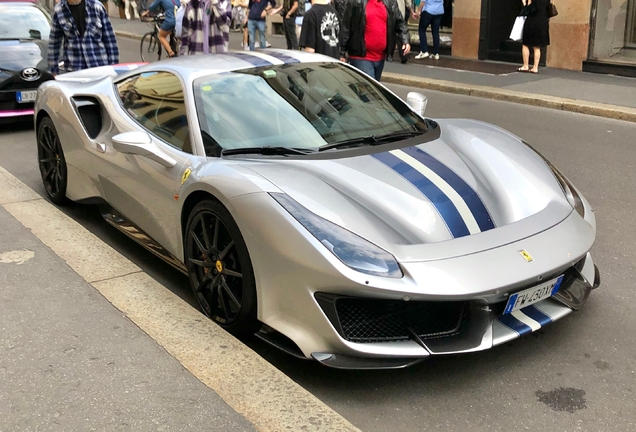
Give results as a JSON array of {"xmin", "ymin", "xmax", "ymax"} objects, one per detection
[{"xmin": 140, "ymin": 32, "xmax": 162, "ymax": 62}]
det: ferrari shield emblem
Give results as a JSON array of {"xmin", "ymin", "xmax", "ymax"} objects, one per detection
[
  {"xmin": 181, "ymin": 167, "xmax": 192, "ymax": 185},
  {"xmin": 518, "ymin": 249, "xmax": 533, "ymax": 262}
]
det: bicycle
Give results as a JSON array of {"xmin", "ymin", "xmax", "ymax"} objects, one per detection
[{"xmin": 139, "ymin": 13, "xmax": 178, "ymax": 62}]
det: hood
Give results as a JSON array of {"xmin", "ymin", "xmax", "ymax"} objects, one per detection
[
  {"xmin": 0, "ymin": 39, "xmax": 50, "ymax": 89},
  {"xmin": 241, "ymin": 119, "xmax": 574, "ymax": 262},
  {"xmin": 0, "ymin": 39, "xmax": 47, "ymax": 71}
]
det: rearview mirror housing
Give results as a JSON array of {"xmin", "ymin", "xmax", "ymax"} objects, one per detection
[
  {"xmin": 406, "ymin": 92, "xmax": 428, "ymax": 116},
  {"xmin": 112, "ymin": 131, "xmax": 177, "ymax": 168}
]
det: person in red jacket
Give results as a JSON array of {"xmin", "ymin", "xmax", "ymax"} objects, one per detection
[{"xmin": 339, "ymin": 0, "xmax": 410, "ymax": 81}]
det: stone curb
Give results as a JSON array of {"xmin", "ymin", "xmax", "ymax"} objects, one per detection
[
  {"xmin": 382, "ymin": 72, "xmax": 636, "ymax": 123},
  {"xmin": 115, "ymin": 29, "xmax": 144, "ymax": 41}
]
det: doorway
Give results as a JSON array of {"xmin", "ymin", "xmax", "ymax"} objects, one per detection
[
  {"xmin": 478, "ymin": 0, "xmax": 546, "ymax": 66},
  {"xmin": 627, "ymin": 0, "xmax": 636, "ymax": 47}
]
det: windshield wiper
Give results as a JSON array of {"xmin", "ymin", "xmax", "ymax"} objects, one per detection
[
  {"xmin": 318, "ymin": 131, "xmax": 424, "ymax": 152},
  {"xmin": 221, "ymin": 146, "xmax": 315, "ymax": 156}
]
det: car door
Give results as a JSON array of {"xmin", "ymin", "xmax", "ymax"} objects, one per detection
[{"xmin": 97, "ymin": 70, "xmax": 195, "ymax": 257}]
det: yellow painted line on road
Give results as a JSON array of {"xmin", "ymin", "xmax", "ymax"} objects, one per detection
[{"xmin": 0, "ymin": 166, "xmax": 360, "ymax": 432}]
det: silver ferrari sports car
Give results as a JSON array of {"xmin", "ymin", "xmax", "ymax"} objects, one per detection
[{"xmin": 34, "ymin": 51, "xmax": 600, "ymax": 369}]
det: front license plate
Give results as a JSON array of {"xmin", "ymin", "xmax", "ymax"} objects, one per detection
[
  {"xmin": 503, "ymin": 275, "xmax": 564, "ymax": 314},
  {"xmin": 16, "ymin": 90, "xmax": 37, "ymax": 103}
]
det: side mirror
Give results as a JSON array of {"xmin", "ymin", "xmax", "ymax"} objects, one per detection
[
  {"xmin": 406, "ymin": 92, "xmax": 428, "ymax": 116},
  {"xmin": 112, "ymin": 131, "xmax": 177, "ymax": 168}
]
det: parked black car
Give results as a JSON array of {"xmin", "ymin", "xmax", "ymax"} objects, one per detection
[{"xmin": 0, "ymin": 1, "xmax": 54, "ymax": 122}]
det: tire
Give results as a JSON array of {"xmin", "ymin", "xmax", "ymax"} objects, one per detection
[
  {"xmin": 37, "ymin": 116, "xmax": 68, "ymax": 205},
  {"xmin": 184, "ymin": 199, "xmax": 260, "ymax": 337},
  {"xmin": 140, "ymin": 32, "xmax": 162, "ymax": 62}
]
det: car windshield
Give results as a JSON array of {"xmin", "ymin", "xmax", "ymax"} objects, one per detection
[
  {"xmin": 0, "ymin": 5, "xmax": 50, "ymax": 40},
  {"xmin": 192, "ymin": 62, "xmax": 429, "ymax": 156}
]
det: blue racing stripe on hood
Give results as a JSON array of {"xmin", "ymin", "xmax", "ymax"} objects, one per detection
[
  {"xmin": 264, "ymin": 50, "xmax": 301, "ymax": 63},
  {"xmin": 224, "ymin": 52, "xmax": 274, "ymax": 67},
  {"xmin": 372, "ymin": 152, "xmax": 470, "ymax": 238},
  {"xmin": 402, "ymin": 146, "xmax": 495, "ymax": 232}
]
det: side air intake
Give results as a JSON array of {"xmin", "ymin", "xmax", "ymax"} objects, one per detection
[{"xmin": 71, "ymin": 96, "xmax": 103, "ymax": 139}]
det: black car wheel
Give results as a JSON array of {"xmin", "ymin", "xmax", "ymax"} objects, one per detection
[
  {"xmin": 185, "ymin": 199, "xmax": 259, "ymax": 337},
  {"xmin": 37, "ymin": 116, "xmax": 68, "ymax": 205}
]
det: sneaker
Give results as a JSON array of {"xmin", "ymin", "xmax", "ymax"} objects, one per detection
[
  {"xmin": 432, "ymin": 54, "xmax": 440, "ymax": 60},
  {"xmin": 266, "ymin": 41, "xmax": 272, "ymax": 48},
  {"xmin": 244, "ymin": 44, "xmax": 250, "ymax": 51},
  {"xmin": 414, "ymin": 52, "xmax": 429, "ymax": 60}
]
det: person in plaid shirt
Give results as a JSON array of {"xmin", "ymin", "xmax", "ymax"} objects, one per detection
[
  {"xmin": 48, "ymin": 0, "xmax": 119, "ymax": 75},
  {"xmin": 180, "ymin": 0, "xmax": 231, "ymax": 55}
]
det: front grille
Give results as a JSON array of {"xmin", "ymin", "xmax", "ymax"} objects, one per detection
[
  {"xmin": 0, "ymin": 92, "xmax": 33, "ymax": 111},
  {"xmin": 334, "ymin": 298, "xmax": 469, "ymax": 343},
  {"xmin": 0, "ymin": 100, "xmax": 34, "ymax": 111}
]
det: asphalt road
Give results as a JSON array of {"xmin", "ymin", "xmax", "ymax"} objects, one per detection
[{"xmin": 1, "ymin": 40, "xmax": 635, "ymax": 431}]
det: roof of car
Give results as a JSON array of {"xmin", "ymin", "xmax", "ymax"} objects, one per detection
[
  {"xmin": 54, "ymin": 50, "xmax": 340, "ymax": 84},
  {"xmin": 145, "ymin": 50, "xmax": 339, "ymax": 79}
]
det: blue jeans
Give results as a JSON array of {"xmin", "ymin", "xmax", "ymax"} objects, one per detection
[
  {"xmin": 248, "ymin": 20, "xmax": 266, "ymax": 50},
  {"xmin": 349, "ymin": 59, "xmax": 385, "ymax": 81},
  {"xmin": 419, "ymin": 12, "xmax": 443, "ymax": 54}
]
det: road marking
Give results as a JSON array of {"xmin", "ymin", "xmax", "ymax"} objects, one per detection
[
  {"xmin": 0, "ymin": 249, "xmax": 35, "ymax": 265},
  {"xmin": 0, "ymin": 166, "xmax": 360, "ymax": 432}
]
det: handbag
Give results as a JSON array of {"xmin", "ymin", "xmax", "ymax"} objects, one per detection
[
  {"xmin": 548, "ymin": 2, "xmax": 558, "ymax": 18},
  {"xmin": 509, "ymin": 15, "xmax": 526, "ymax": 42}
]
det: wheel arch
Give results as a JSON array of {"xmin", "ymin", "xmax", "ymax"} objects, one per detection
[
  {"xmin": 35, "ymin": 109, "xmax": 51, "ymax": 131},
  {"xmin": 180, "ymin": 190, "xmax": 222, "ymax": 241}
]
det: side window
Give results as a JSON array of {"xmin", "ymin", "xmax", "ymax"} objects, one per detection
[{"xmin": 117, "ymin": 71, "xmax": 191, "ymax": 153}]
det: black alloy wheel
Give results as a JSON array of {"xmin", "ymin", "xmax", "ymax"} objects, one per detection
[
  {"xmin": 37, "ymin": 117, "xmax": 68, "ymax": 205},
  {"xmin": 185, "ymin": 200, "xmax": 259, "ymax": 337}
]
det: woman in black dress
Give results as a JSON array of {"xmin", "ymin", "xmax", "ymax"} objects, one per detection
[{"xmin": 519, "ymin": 0, "xmax": 550, "ymax": 73}]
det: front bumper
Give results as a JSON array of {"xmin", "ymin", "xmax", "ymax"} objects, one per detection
[
  {"xmin": 231, "ymin": 193, "xmax": 598, "ymax": 369},
  {"xmin": 309, "ymin": 258, "xmax": 599, "ymax": 369}
]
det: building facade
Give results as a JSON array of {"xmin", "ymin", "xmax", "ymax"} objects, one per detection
[{"xmin": 445, "ymin": 0, "xmax": 636, "ymax": 75}]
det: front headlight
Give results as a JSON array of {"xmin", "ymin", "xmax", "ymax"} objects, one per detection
[
  {"xmin": 271, "ymin": 193, "xmax": 403, "ymax": 278},
  {"xmin": 523, "ymin": 142, "xmax": 585, "ymax": 218}
]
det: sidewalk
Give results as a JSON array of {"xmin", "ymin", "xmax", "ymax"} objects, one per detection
[
  {"xmin": 0, "ymin": 204, "xmax": 256, "ymax": 431},
  {"xmin": 110, "ymin": 17, "xmax": 636, "ymax": 122},
  {"xmin": 0, "ymin": 161, "xmax": 361, "ymax": 432}
]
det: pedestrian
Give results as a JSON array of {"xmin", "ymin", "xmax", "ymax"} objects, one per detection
[
  {"xmin": 180, "ymin": 0, "xmax": 231, "ymax": 55},
  {"xmin": 388, "ymin": 0, "xmax": 412, "ymax": 63},
  {"xmin": 247, "ymin": 0, "xmax": 275, "ymax": 50},
  {"xmin": 47, "ymin": 0, "xmax": 119, "ymax": 76},
  {"xmin": 339, "ymin": 0, "xmax": 410, "ymax": 81},
  {"xmin": 518, "ymin": 0, "xmax": 550, "ymax": 74},
  {"xmin": 295, "ymin": 1, "xmax": 309, "ymax": 42},
  {"xmin": 299, "ymin": 0, "xmax": 340, "ymax": 58},
  {"xmin": 231, "ymin": 0, "xmax": 250, "ymax": 49},
  {"xmin": 413, "ymin": 0, "xmax": 443, "ymax": 60},
  {"xmin": 281, "ymin": 0, "xmax": 300, "ymax": 50},
  {"xmin": 142, "ymin": 0, "xmax": 178, "ymax": 57}
]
